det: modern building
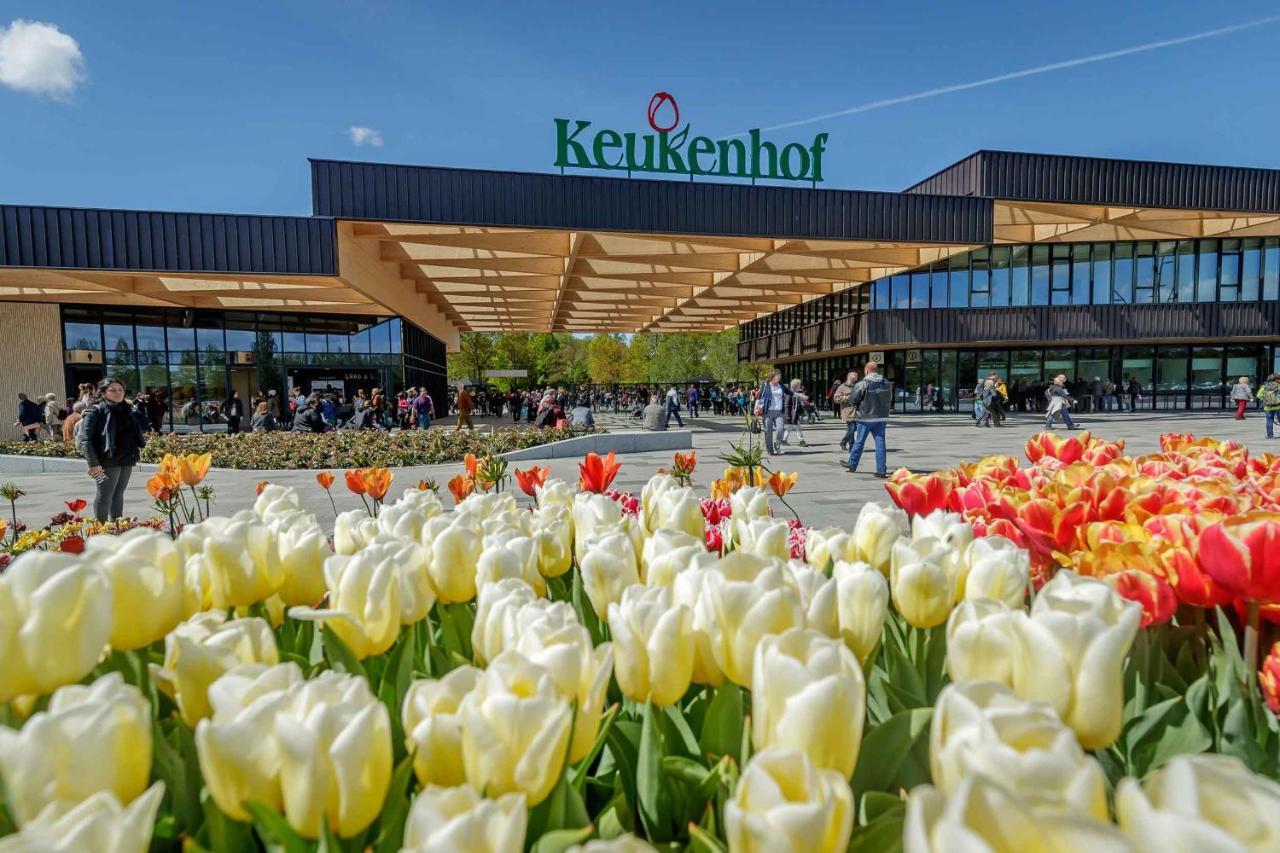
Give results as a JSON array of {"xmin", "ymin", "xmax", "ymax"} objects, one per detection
[{"xmin": 4, "ymin": 150, "xmax": 1280, "ymax": 434}]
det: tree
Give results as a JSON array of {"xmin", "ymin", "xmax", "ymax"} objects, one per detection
[
  {"xmin": 623, "ymin": 334, "xmax": 659, "ymax": 384},
  {"xmin": 703, "ymin": 328, "xmax": 750, "ymax": 384},
  {"xmin": 651, "ymin": 334, "xmax": 708, "ymax": 384},
  {"xmin": 587, "ymin": 334, "xmax": 628, "ymax": 384},
  {"xmin": 450, "ymin": 333, "xmax": 497, "ymax": 384}
]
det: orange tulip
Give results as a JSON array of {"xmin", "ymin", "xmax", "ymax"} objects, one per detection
[
  {"xmin": 316, "ymin": 471, "xmax": 335, "ymax": 490},
  {"xmin": 255, "ymin": 480, "xmax": 270, "ymax": 496},
  {"xmin": 147, "ymin": 470, "xmax": 180, "ymax": 501},
  {"xmin": 177, "ymin": 453, "xmax": 212, "ymax": 487},
  {"xmin": 1261, "ymin": 641, "xmax": 1280, "ymax": 715},
  {"xmin": 416, "ymin": 479, "xmax": 435, "ymax": 492},
  {"xmin": 363, "ymin": 467, "xmax": 393, "ymax": 502},
  {"xmin": 579, "ymin": 451, "xmax": 621, "ymax": 493},
  {"xmin": 160, "ymin": 453, "xmax": 181, "ymax": 475},
  {"xmin": 513, "ymin": 466, "xmax": 550, "ymax": 497},
  {"xmin": 345, "ymin": 469, "xmax": 367, "ymax": 495},
  {"xmin": 0, "ymin": 519, "xmax": 7, "ymax": 540},
  {"xmin": 447, "ymin": 474, "xmax": 474, "ymax": 504},
  {"xmin": 767, "ymin": 470, "xmax": 798, "ymax": 497},
  {"xmin": 1196, "ymin": 512, "xmax": 1280, "ymax": 604},
  {"xmin": 673, "ymin": 450, "xmax": 697, "ymax": 473},
  {"xmin": 1066, "ymin": 538, "xmax": 1176, "ymax": 626},
  {"xmin": 464, "ymin": 453, "xmax": 479, "ymax": 479}
]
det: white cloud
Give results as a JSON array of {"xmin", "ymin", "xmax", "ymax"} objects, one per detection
[
  {"xmin": 348, "ymin": 126, "xmax": 383, "ymax": 147},
  {"xmin": 0, "ymin": 19, "xmax": 86, "ymax": 101}
]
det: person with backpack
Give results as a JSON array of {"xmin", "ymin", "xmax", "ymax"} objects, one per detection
[
  {"xmin": 842, "ymin": 361, "xmax": 892, "ymax": 478},
  {"xmin": 1258, "ymin": 374, "xmax": 1280, "ymax": 439},
  {"xmin": 13, "ymin": 393, "xmax": 42, "ymax": 441},
  {"xmin": 78, "ymin": 378, "xmax": 146, "ymax": 521},
  {"xmin": 975, "ymin": 379, "xmax": 998, "ymax": 428}
]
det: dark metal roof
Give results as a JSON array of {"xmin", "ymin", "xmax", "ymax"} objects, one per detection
[
  {"xmin": 0, "ymin": 205, "xmax": 336, "ymax": 275},
  {"xmin": 905, "ymin": 150, "xmax": 1280, "ymax": 213},
  {"xmin": 310, "ymin": 159, "xmax": 993, "ymax": 244}
]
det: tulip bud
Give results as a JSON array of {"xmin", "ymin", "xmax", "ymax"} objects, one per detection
[
  {"xmin": 196, "ymin": 664, "xmax": 392, "ymax": 839},
  {"xmin": 696, "ymin": 553, "xmax": 806, "ymax": 688},
  {"xmin": 332, "ymin": 508, "xmax": 379, "ymax": 555},
  {"xmin": 477, "ymin": 536, "xmax": 545, "ymax": 597},
  {"xmin": 751, "ymin": 629, "xmax": 865, "ymax": 778},
  {"xmin": 531, "ymin": 504, "xmax": 573, "ymax": 578},
  {"xmin": 82, "ymin": 527, "xmax": 185, "ymax": 651},
  {"xmin": 640, "ymin": 473, "xmax": 679, "ymax": 534},
  {"xmin": 403, "ymin": 667, "xmax": 483, "ymax": 788},
  {"xmin": 579, "ymin": 528, "xmax": 641, "ymax": 620},
  {"xmin": 726, "ymin": 748, "xmax": 854, "ymax": 853},
  {"xmin": 890, "ymin": 537, "xmax": 956, "ymax": 629},
  {"xmin": 852, "ymin": 502, "xmax": 908, "ymax": 573},
  {"xmin": 946, "ymin": 598, "xmax": 1019, "ymax": 687},
  {"xmin": 0, "ymin": 552, "xmax": 112, "ymax": 701},
  {"xmin": 1116, "ymin": 754, "xmax": 1280, "ymax": 852},
  {"xmin": 930, "ymin": 681, "xmax": 1109, "ymax": 819},
  {"xmin": 905, "ymin": 774, "xmax": 1129, "ymax": 853},
  {"xmin": 608, "ymin": 585, "xmax": 694, "ymax": 707},
  {"xmin": 428, "ymin": 521, "xmax": 482, "ymax": 604},
  {"xmin": 180, "ymin": 512, "xmax": 284, "ymax": 609},
  {"xmin": 1011, "ymin": 570, "xmax": 1141, "ymax": 749},
  {"xmin": 459, "ymin": 651, "xmax": 573, "ymax": 806},
  {"xmin": 150, "ymin": 611, "xmax": 278, "ymax": 726},
  {"xmin": 270, "ymin": 511, "xmax": 329, "ymax": 608},
  {"xmin": 832, "ymin": 560, "xmax": 889, "ymax": 663},
  {"xmin": 962, "ymin": 535, "xmax": 1029, "ymax": 608},
  {"xmin": 729, "ymin": 486, "xmax": 771, "ymax": 523},
  {"xmin": 472, "ymin": 579, "xmax": 540, "ymax": 666},
  {"xmin": 733, "ymin": 516, "xmax": 791, "ymax": 562},
  {"xmin": 0, "ymin": 673, "xmax": 151, "ymax": 826},
  {"xmin": 514, "ymin": 604, "xmax": 613, "ymax": 762},
  {"xmin": 289, "ymin": 550, "xmax": 400, "ymax": 659},
  {"xmin": 253, "ymin": 483, "xmax": 303, "ymax": 524},
  {"xmin": 401, "ymin": 786, "xmax": 527, "ymax": 853},
  {"xmin": 0, "ymin": 783, "xmax": 164, "ymax": 853}
]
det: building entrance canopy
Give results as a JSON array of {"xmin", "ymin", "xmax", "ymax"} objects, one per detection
[{"xmin": 8, "ymin": 151, "xmax": 1280, "ymax": 349}]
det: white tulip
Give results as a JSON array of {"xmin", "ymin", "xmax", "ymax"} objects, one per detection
[
  {"xmin": 652, "ymin": 486, "xmax": 705, "ymax": 541},
  {"xmin": 726, "ymin": 748, "xmax": 853, "ymax": 853},
  {"xmin": 253, "ymin": 484, "xmax": 303, "ymax": 524},
  {"xmin": 579, "ymin": 528, "xmax": 641, "ymax": 619},
  {"xmin": 696, "ymin": 553, "xmax": 806, "ymax": 688},
  {"xmin": 640, "ymin": 474, "xmax": 680, "ymax": 535},
  {"xmin": 889, "ymin": 537, "xmax": 956, "ymax": 629},
  {"xmin": 535, "ymin": 478, "xmax": 575, "ymax": 514},
  {"xmin": 84, "ymin": 526, "xmax": 185, "ymax": 650},
  {"xmin": 733, "ymin": 516, "xmax": 791, "ymax": 562},
  {"xmin": 729, "ymin": 486, "xmax": 771, "ymax": 525},
  {"xmin": 150, "ymin": 611, "xmax": 278, "ymax": 726},
  {"xmin": 805, "ymin": 527, "xmax": 853, "ymax": 572},
  {"xmin": 607, "ymin": 585, "xmax": 694, "ymax": 707},
  {"xmin": 471, "ymin": 579, "xmax": 540, "ymax": 666},
  {"xmin": 269, "ymin": 510, "xmax": 329, "ymax": 608},
  {"xmin": 403, "ymin": 666, "xmax": 483, "ymax": 788},
  {"xmin": 784, "ymin": 560, "xmax": 839, "ymax": 637},
  {"xmin": 332, "ymin": 508, "xmax": 379, "ymax": 555},
  {"xmin": 289, "ymin": 550, "xmax": 400, "ymax": 659},
  {"xmin": 962, "ymin": 535, "xmax": 1030, "ymax": 608},
  {"xmin": 401, "ymin": 786, "xmax": 526, "ymax": 853},
  {"xmin": 851, "ymin": 502, "xmax": 908, "ymax": 573},
  {"xmin": 476, "ymin": 536, "xmax": 545, "ymax": 597},
  {"xmin": 946, "ymin": 598, "xmax": 1020, "ymax": 687},
  {"xmin": 0, "ymin": 783, "xmax": 164, "ymax": 853},
  {"xmin": 832, "ymin": 560, "xmax": 889, "ymax": 663},
  {"xmin": 641, "ymin": 528, "xmax": 710, "ymax": 587},
  {"xmin": 573, "ymin": 492, "xmax": 624, "ymax": 559},
  {"xmin": 530, "ymin": 504, "xmax": 573, "ymax": 578}
]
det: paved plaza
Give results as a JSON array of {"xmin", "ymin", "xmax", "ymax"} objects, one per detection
[{"xmin": 2, "ymin": 408, "xmax": 1273, "ymax": 531}]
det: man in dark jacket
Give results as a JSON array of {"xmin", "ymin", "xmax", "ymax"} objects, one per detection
[
  {"xmin": 291, "ymin": 397, "xmax": 330, "ymax": 432},
  {"xmin": 842, "ymin": 362, "xmax": 892, "ymax": 478},
  {"xmin": 13, "ymin": 393, "xmax": 42, "ymax": 441}
]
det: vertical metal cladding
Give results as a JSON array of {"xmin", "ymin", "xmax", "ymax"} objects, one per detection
[
  {"xmin": 0, "ymin": 206, "xmax": 337, "ymax": 275},
  {"xmin": 308, "ymin": 160, "xmax": 994, "ymax": 244}
]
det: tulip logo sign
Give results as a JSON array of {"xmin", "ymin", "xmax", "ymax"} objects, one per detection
[{"xmin": 555, "ymin": 93, "xmax": 829, "ymax": 184}]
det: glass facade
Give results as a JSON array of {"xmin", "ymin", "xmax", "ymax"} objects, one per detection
[
  {"xmin": 774, "ymin": 344, "xmax": 1279, "ymax": 414},
  {"xmin": 741, "ymin": 237, "xmax": 1280, "ymax": 342},
  {"xmin": 60, "ymin": 307, "xmax": 424, "ymax": 431}
]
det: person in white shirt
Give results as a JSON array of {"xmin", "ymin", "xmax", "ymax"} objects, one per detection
[{"xmin": 754, "ymin": 370, "xmax": 791, "ymax": 455}]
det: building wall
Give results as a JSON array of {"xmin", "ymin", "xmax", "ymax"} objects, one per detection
[{"xmin": 0, "ymin": 302, "xmax": 65, "ymax": 439}]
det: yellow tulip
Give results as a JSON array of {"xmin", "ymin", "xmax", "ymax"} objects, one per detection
[
  {"xmin": 402, "ymin": 667, "xmax": 483, "ymax": 788},
  {"xmin": 945, "ymin": 598, "xmax": 1019, "ymax": 687},
  {"xmin": 751, "ymin": 629, "xmax": 865, "ymax": 779},
  {"xmin": 804, "ymin": 527, "xmax": 853, "ymax": 573},
  {"xmin": 579, "ymin": 528, "xmax": 641, "ymax": 620},
  {"xmin": 607, "ymin": 585, "xmax": 694, "ymax": 707},
  {"xmin": 531, "ymin": 504, "xmax": 573, "ymax": 578},
  {"xmin": 288, "ymin": 549, "xmax": 400, "ymax": 659},
  {"xmin": 332, "ymin": 508, "xmax": 379, "ymax": 555},
  {"xmin": 961, "ymin": 535, "xmax": 1030, "ymax": 608},
  {"xmin": 732, "ymin": 516, "xmax": 791, "ymax": 562},
  {"xmin": 832, "ymin": 560, "xmax": 889, "ymax": 664},
  {"xmin": 150, "ymin": 611, "xmax": 278, "ymax": 726},
  {"xmin": 641, "ymin": 528, "xmax": 710, "ymax": 587},
  {"xmin": 269, "ymin": 511, "xmax": 329, "ymax": 608},
  {"xmin": 471, "ymin": 578, "xmax": 541, "ymax": 666},
  {"xmin": 476, "ymin": 536, "xmax": 545, "ymax": 598},
  {"xmin": 1116, "ymin": 754, "xmax": 1280, "ymax": 851},
  {"xmin": 401, "ymin": 786, "xmax": 527, "ymax": 853},
  {"xmin": 1010, "ymin": 570, "xmax": 1141, "ymax": 750},
  {"xmin": 695, "ymin": 553, "xmax": 806, "ymax": 688},
  {"xmin": 196, "ymin": 664, "xmax": 392, "ymax": 839},
  {"xmin": 0, "ymin": 552, "xmax": 112, "ymax": 701},
  {"xmin": 929, "ymin": 681, "xmax": 1109, "ymax": 820},
  {"xmin": 0, "ymin": 783, "xmax": 164, "ymax": 853},
  {"xmin": 784, "ymin": 561, "xmax": 838, "ymax": 637},
  {"xmin": 82, "ymin": 527, "xmax": 184, "ymax": 651},
  {"xmin": 0, "ymin": 673, "xmax": 151, "ymax": 826},
  {"xmin": 179, "ymin": 512, "xmax": 284, "ymax": 609},
  {"xmin": 459, "ymin": 650, "xmax": 573, "ymax": 806},
  {"xmin": 905, "ymin": 775, "xmax": 1130, "ymax": 852},
  {"xmin": 725, "ymin": 748, "xmax": 854, "ymax": 853},
  {"xmin": 889, "ymin": 537, "xmax": 956, "ymax": 629},
  {"xmin": 427, "ymin": 520, "xmax": 482, "ymax": 604},
  {"xmin": 851, "ymin": 502, "xmax": 908, "ymax": 573},
  {"xmin": 378, "ymin": 498, "xmax": 441, "ymax": 544}
]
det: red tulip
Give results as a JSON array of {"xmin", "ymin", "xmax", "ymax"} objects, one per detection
[
  {"xmin": 1108, "ymin": 568, "xmax": 1178, "ymax": 627},
  {"xmin": 59, "ymin": 534, "xmax": 85, "ymax": 554},
  {"xmin": 344, "ymin": 469, "xmax": 367, "ymax": 496},
  {"xmin": 1197, "ymin": 513, "xmax": 1280, "ymax": 604},
  {"xmin": 1261, "ymin": 641, "xmax": 1280, "ymax": 715},
  {"xmin": 514, "ymin": 466, "xmax": 550, "ymax": 497},
  {"xmin": 884, "ymin": 471, "xmax": 955, "ymax": 517},
  {"xmin": 316, "ymin": 471, "xmax": 335, "ymax": 490},
  {"xmin": 578, "ymin": 451, "xmax": 621, "ymax": 493},
  {"xmin": 65, "ymin": 499, "xmax": 87, "ymax": 514}
]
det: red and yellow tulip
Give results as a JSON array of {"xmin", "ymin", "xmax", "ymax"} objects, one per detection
[{"xmin": 578, "ymin": 451, "xmax": 621, "ymax": 494}]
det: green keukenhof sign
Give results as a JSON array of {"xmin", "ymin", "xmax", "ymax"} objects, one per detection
[{"xmin": 555, "ymin": 91, "xmax": 828, "ymax": 183}]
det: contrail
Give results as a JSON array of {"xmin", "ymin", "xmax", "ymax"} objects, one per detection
[{"xmin": 731, "ymin": 14, "xmax": 1280, "ymax": 136}]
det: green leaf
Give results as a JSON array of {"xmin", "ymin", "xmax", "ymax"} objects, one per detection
[
  {"xmin": 1118, "ymin": 696, "xmax": 1211, "ymax": 778},
  {"xmin": 859, "ymin": 791, "xmax": 905, "ymax": 825},
  {"xmin": 662, "ymin": 704, "xmax": 701, "ymax": 759},
  {"xmin": 530, "ymin": 826, "xmax": 595, "ymax": 853},
  {"xmin": 848, "ymin": 811, "xmax": 906, "ymax": 853},
  {"xmin": 698, "ymin": 683, "xmax": 743, "ymax": 761},
  {"xmin": 882, "ymin": 637, "xmax": 926, "ymax": 709},
  {"xmin": 322, "ymin": 626, "xmax": 367, "ymax": 680},
  {"xmin": 922, "ymin": 624, "xmax": 949, "ymax": 703},
  {"xmin": 637, "ymin": 700, "xmax": 670, "ymax": 842},
  {"xmin": 661, "ymin": 755, "xmax": 710, "ymax": 788},
  {"xmin": 378, "ymin": 629, "xmax": 416, "ymax": 762},
  {"xmin": 572, "ymin": 566, "xmax": 606, "ymax": 647},
  {"xmin": 244, "ymin": 801, "xmax": 310, "ymax": 853},
  {"xmin": 572, "ymin": 703, "xmax": 620, "ymax": 792},
  {"xmin": 372, "ymin": 753, "xmax": 417, "ymax": 853},
  {"xmin": 200, "ymin": 790, "xmax": 255, "ymax": 852},
  {"xmin": 851, "ymin": 708, "xmax": 933, "ymax": 795},
  {"xmin": 528, "ymin": 771, "xmax": 591, "ymax": 839},
  {"xmin": 687, "ymin": 822, "xmax": 729, "ymax": 853}
]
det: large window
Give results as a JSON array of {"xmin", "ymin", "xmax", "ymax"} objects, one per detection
[
  {"xmin": 1072, "ymin": 244, "xmax": 1091, "ymax": 306},
  {"xmin": 1113, "ymin": 244, "xmax": 1134, "ymax": 304},
  {"xmin": 969, "ymin": 249, "xmax": 990, "ymax": 308},
  {"xmin": 1091, "ymin": 244, "xmax": 1112, "ymax": 305},
  {"xmin": 990, "ymin": 247, "xmax": 1010, "ymax": 306},
  {"xmin": 1030, "ymin": 246, "xmax": 1050, "ymax": 306},
  {"xmin": 1050, "ymin": 245, "xmax": 1071, "ymax": 306}
]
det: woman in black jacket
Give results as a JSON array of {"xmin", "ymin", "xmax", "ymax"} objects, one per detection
[
  {"xmin": 224, "ymin": 390, "xmax": 245, "ymax": 434},
  {"xmin": 77, "ymin": 377, "xmax": 146, "ymax": 521}
]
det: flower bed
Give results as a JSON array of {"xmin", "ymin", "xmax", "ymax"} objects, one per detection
[
  {"xmin": 0, "ymin": 443, "xmax": 1278, "ymax": 852},
  {"xmin": 0, "ymin": 425, "xmax": 601, "ymax": 470}
]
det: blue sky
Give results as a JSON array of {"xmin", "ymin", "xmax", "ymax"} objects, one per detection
[{"xmin": 3, "ymin": 0, "xmax": 1280, "ymax": 215}]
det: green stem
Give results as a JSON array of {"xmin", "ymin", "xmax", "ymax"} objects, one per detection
[
  {"xmin": 326, "ymin": 491, "xmax": 338, "ymax": 520},
  {"xmin": 1244, "ymin": 600, "xmax": 1262, "ymax": 681},
  {"xmin": 189, "ymin": 485, "xmax": 203, "ymax": 521}
]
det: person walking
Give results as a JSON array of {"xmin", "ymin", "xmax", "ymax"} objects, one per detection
[
  {"xmin": 781, "ymin": 378, "xmax": 809, "ymax": 447},
  {"xmin": 1258, "ymin": 374, "xmax": 1280, "ymax": 439},
  {"xmin": 413, "ymin": 388, "xmax": 435, "ymax": 430},
  {"xmin": 250, "ymin": 401, "xmax": 277, "ymax": 432},
  {"xmin": 665, "ymin": 385, "xmax": 685, "ymax": 428},
  {"xmin": 1045, "ymin": 374, "xmax": 1080, "ymax": 430},
  {"xmin": 842, "ymin": 362, "xmax": 892, "ymax": 478},
  {"xmin": 686, "ymin": 384, "xmax": 699, "ymax": 419},
  {"xmin": 988, "ymin": 374, "xmax": 1007, "ymax": 427},
  {"xmin": 833, "ymin": 369, "xmax": 859, "ymax": 451},
  {"xmin": 40, "ymin": 393, "xmax": 60, "ymax": 440},
  {"xmin": 13, "ymin": 393, "xmax": 43, "ymax": 442},
  {"xmin": 1231, "ymin": 377, "xmax": 1253, "ymax": 420},
  {"xmin": 78, "ymin": 378, "xmax": 146, "ymax": 521},
  {"xmin": 454, "ymin": 383, "xmax": 475, "ymax": 432},
  {"xmin": 754, "ymin": 370, "xmax": 791, "ymax": 455},
  {"xmin": 1126, "ymin": 377, "xmax": 1141, "ymax": 412},
  {"xmin": 224, "ymin": 390, "xmax": 245, "ymax": 434},
  {"xmin": 975, "ymin": 379, "xmax": 998, "ymax": 427},
  {"xmin": 62, "ymin": 401, "xmax": 86, "ymax": 444}
]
